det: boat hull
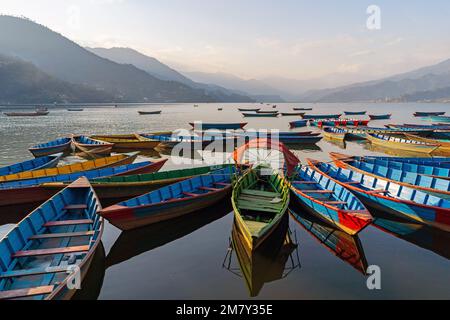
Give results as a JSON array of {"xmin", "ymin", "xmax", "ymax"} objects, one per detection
[
  {"xmin": 29, "ymin": 139, "xmax": 72, "ymax": 158},
  {"xmin": 365, "ymin": 133, "xmax": 438, "ymax": 153}
]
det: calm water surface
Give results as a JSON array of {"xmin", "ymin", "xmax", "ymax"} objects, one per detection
[{"xmin": 0, "ymin": 103, "xmax": 449, "ymax": 299}]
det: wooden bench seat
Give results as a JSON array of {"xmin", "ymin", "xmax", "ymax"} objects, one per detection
[
  {"xmin": 324, "ymin": 201, "xmax": 348, "ymax": 205},
  {"xmin": 0, "ymin": 266, "xmax": 69, "ymax": 279},
  {"xmin": 12, "ymin": 245, "xmax": 90, "ymax": 258},
  {"xmin": 182, "ymin": 192, "xmax": 199, "ymax": 197},
  {"xmin": 198, "ymin": 186, "xmax": 220, "ymax": 192},
  {"xmin": 63, "ymin": 204, "xmax": 87, "ymax": 210},
  {"xmin": 29, "ymin": 231, "xmax": 95, "ymax": 240},
  {"xmin": 213, "ymin": 182, "xmax": 231, "ymax": 187},
  {"xmin": 241, "ymin": 189, "xmax": 280, "ymax": 198},
  {"xmin": 0, "ymin": 285, "xmax": 54, "ymax": 300},
  {"xmin": 43, "ymin": 219, "xmax": 93, "ymax": 227},
  {"xmin": 301, "ymin": 190, "xmax": 334, "ymax": 194}
]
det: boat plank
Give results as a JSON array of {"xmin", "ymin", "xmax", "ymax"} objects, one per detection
[
  {"xmin": 12, "ymin": 245, "xmax": 90, "ymax": 258},
  {"xmin": 43, "ymin": 219, "xmax": 93, "ymax": 227},
  {"xmin": 0, "ymin": 286, "xmax": 54, "ymax": 300},
  {"xmin": 29, "ymin": 231, "xmax": 95, "ymax": 240}
]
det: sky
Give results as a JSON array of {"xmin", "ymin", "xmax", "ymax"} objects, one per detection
[{"xmin": 1, "ymin": 0, "xmax": 450, "ymax": 82}]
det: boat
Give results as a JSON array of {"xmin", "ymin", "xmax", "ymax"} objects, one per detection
[
  {"xmin": 189, "ymin": 122, "xmax": 247, "ymax": 130},
  {"xmin": 42, "ymin": 164, "xmax": 233, "ymax": 205},
  {"xmin": 138, "ymin": 110, "xmax": 162, "ymax": 115},
  {"xmin": 29, "ymin": 138, "xmax": 72, "ymax": 158},
  {"xmin": 309, "ymin": 118, "xmax": 370, "ymax": 127},
  {"xmin": 290, "ymin": 165, "xmax": 372, "ymax": 235},
  {"xmin": 67, "ymin": 108, "xmax": 84, "ymax": 112},
  {"xmin": 344, "ymin": 111, "xmax": 367, "ymax": 115},
  {"xmin": 289, "ymin": 120, "xmax": 308, "ymax": 128},
  {"xmin": 338, "ymin": 126, "xmax": 432, "ymax": 139},
  {"xmin": 4, "ymin": 111, "xmax": 49, "ymax": 117},
  {"xmin": 99, "ymin": 166, "xmax": 234, "ymax": 230},
  {"xmin": 289, "ymin": 208, "xmax": 368, "ymax": 274},
  {"xmin": 0, "ymin": 153, "xmax": 139, "ymax": 184},
  {"xmin": 414, "ymin": 111, "xmax": 445, "ymax": 117},
  {"xmin": 323, "ymin": 127, "xmax": 346, "ymax": 141},
  {"xmin": 256, "ymin": 110, "xmax": 279, "ymax": 114},
  {"xmin": 293, "ymin": 107, "xmax": 312, "ymax": 111},
  {"xmin": 242, "ymin": 112, "xmax": 278, "ymax": 117},
  {"xmin": 92, "ymin": 134, "xmax": 160, "ymax": 150},
  {"xmin": 302, "ymin": 114, "xmax": 342, "ymax": 119},
  {"xmin": 277, "ymin": 136, "xmax": 322, "ymax": 144},
  {"xmin": 218, "ymin": 108, "xmax": 223, "ymax": 111},
  {"xmin": 71, "ymin": 135, "xmax": 114, "ymax": 156},
  {"xmin": 386, "ymin": 123, "xmax": 450, "ymax": 130},
  {"xmin": 426, "ymin": 116, "xmax": 450, "ymax": 123},
  {"xmin": 90, "ymin": 134, "xmax": 139, "ymax": 140},
  {"xmin": 404, "ymin": 133, "xmax": 450, "ymax": 151},
  {"xmin": 238, "ymin": 108, "xmax": 260, "ymax": 112},
  {"xmin": 0, "ymin": 153, "xmax": 62, "ymax": 177},
  {"xmin": 365, "ymin": 133, "xmax": 439, "ymax": 154},
  {"xmin": 280, "ymin": 112, "xmax": 306, "ymax": 116},
  {"xmin": 0, "ymin": 177, "xmax": 103, "ymax": 300},
  {"xmin": 330, "ymin": 153, "xmax": 450, "ymax": 199},
  {"xmin": 347, "ymin": 155, "xmax": 450, "ymax": 167},
  {"xmin": 141, "ymin": 133, "xmax": 237, "ymax": 149},
  {"xmin": 307, "ymin": 159, "xmax": 450, "ymax": 232},
  {"xmin": 369, "ymin": 114, "xmax": 392, "ymax": 120}
]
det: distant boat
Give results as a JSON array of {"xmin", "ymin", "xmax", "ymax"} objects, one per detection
[
  {"xmin": 427, "ymin": 115, "xmax": 450, "ymax": 123},
  {"xmin": 280, "ymin": 112, "xmax": 305, "ymax": 116},
  {"xmin": 138, "ymin": 110, "xmax": 162, "ymax": 115},
  {"xmin": 344, "ymin": 111, "xmax": 367, "ymax": 115},
  {"xmin": 302, "ymin": 114, "xmax": 342, "ymax": 119},
  {"xmin": 218, "ymin": 108, "xmax": 223, "ymax": 111},
  {"xmin": 289, "ymin": 120, "xmax": 308, "ymax": 128},
  {"xmin": 256, "ymin": 110, "xmax": 279, "ymax": 114},
  {"xmin": 67, "ymin": 108, "xmax": 84, "ymax": 112},
  {"xmin": 189, "ymin": 122, "xmax": 247, "ymax": 130},
  {"xmin": 369, "ymin": 114, "xmax": 391, "ymax": 120},
  {"xmin": 414, "ymin": 111, "xmax": 445, "ymax": 117},
  {"xmin": 309, "ymin": 118, "xmax": 370, "ymax": 127},
  {"xmin": 242, "ymin": 112, "xmax": 278, "ymax": 117},
  {"xmin": 4, "ymin": 110, "xmax": 49, "ymax": 117},
  {"xmin": 238, "ymin": 108, "xmax": 260, "ymax": 112},
  {"xmin": 293, "ymin": 107, "xmax": 313, "ymax": 111}
]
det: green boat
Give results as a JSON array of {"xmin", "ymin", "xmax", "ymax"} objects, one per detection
[{"xmin": 232, "ymin": 165, "xmax": 290, "ymax": 251}]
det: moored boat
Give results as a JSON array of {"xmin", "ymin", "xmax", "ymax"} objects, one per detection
[
  {"xmin": 323, "ymin": 127, "xmax": 346, "ymax": 141},
  {"xmin": 302, "ymin": 113, "xmax": 342, "ymax": 119},
  {"xmin": 403, "ymin": 133, "xmax": 450, "ymax": 152},
  {"xmin": 238, "ymin": 108, "xmax": 260, "ymax": 112},
  {"xmin": 29, "ymin": 138, "xmax": 72, "ymax": 158},
  {"xmin": 365, "ymin": 133, "xmax": 439, "ymax": 154},
  {"xmin": 92, "ymin": 134, "xmax": 160, "ymax": 150},
  {"xmin": 280, "ymin": 112, "xmax": 306, "ymax": 116},
  {"xmin": 310, "ymin": 118, "xmax": 370, "ymax": 127},
  {"xmin": 426, "ymin": 115, "xmax": 450, "ymax": 123},
  {"xmin": 307, "ymin": 159, "xmax": 450, "ymax": 232},
  {"xmin": 289, "ymin": 120, "xmax": 308, "ymax": 128},
  {"xmin": 138, "ymin": 110, "xmax": 162, "ymax": 115},
  {"xmin": 71, "ymin": 135, "xmax": 114, "ymax": 156},
  {"xmin": 414, "ymin": 111, "xmax": 445, "ymax": 117},
  {"xmin": 67, "ymin": 108, "xmax": 84, "ymax": 112},
  {"xmin": 0, "ymin": 177, "xmax": 103, "ymax": 300},
  {"xmin": 189, "ymin": 122, "xmax": 247, "ymax": 130},
  {"xmin": 99, "ymin": 166, "xmax": 235, "ymax": 230},
  {"xmin": 293, "ymin": 107, "xmax": 313, "ymax": 111},
  {"xmin": 242, "ymin": 112, "xmax": 278, "ymax": 117},
  {"xmin": 338, "ymin": 126, "xmax": 432, "ymax": 139},
  {"xmin": 344, "ymin": 111, "xmax": 367, "ymax": 115},
  {"xmin": 0, "ymin": 153, "xmax": 62, "ymax": 177},
  {"xmin": 290, "ymin": 165, "xmax": 372, "ymax": 235},
  {"xmin": 369, "ymin": 114, "xmax": 391, "ymax": 120},
  {"xmin": 256, "ymin": 110, "xmax": 279, "ymax": 114},
  {"xmin": 4, "ymin": 111, "xmax": 49, "ymax": 117}
]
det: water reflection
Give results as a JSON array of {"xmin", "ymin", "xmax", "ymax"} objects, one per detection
[
  {"xmin": 371, "ymin": 210, "xmax": 450, "ymax": 260},
  {"xmin": 324, "ymin": 138, "xmax": 347, "ymax": 150},
  {"xmin": 289, "ymin": 207, "xmax": 369, "ymax": 275},
  {"xmin": 106, "ymin": 201, "xmax": 233, "ymax": 268},
  {"xmin": 223, "ymin": 215, "xmax": 300, "ymax": 297}
]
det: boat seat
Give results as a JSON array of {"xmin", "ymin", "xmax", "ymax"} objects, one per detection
[
  {"xmin": 12, "ymin": 245, "xmax": 90, "ymax": 258},
  {"xmin": 0, "ymin": 285, "xmax": 54, "ymax": 300},
  {"xmin": 244, "ymin": 220, "xmax": 268, "ymax": 236},
  {"xmin": 237, "ymin": 199, "xmax": 282, "ymax": 213},
  {"xmin": 29, "ymin": 231, "xmax": 95, "ymax": 240},
  {"xmin": 324, "ymin": 201, "xmax": 347, "ymax": 205},
  {"xmin": 182, "ymin": 192, "xmax": 199, "ymax": 197},
  {"xmin": 292, "ymin": 181, "xmax": 317, "ymax": 185},
  {"xmin": 0, "ymin": 266, "xmax": 69, "ymax": 279},
  {"xmin": 198, "ymin": 186, "xmax": 220, "ymax": 192},
  {"xmin": 367, "ymin": 189, "xmax": 389, "ymax": 194},
  {"xmin": 345, "ymin": 181, "xmax": 360, "ymax": 184},
  {"xmin": 213, "ymin": 182, "xmax": 231, "ymax": 187},
  {"xmin": 241, "ymin": 189, "xmax": 281, "ymax": 198},
  {"xmin": 63, "ymin": 204, "xmax": 87, "ymax": 210},
  {"xmin": 301, "ymin": 190, "xmax": 333, "ymax": 194},
  {"xmin": 43, "ymin": 219, "xmax": 93, "ymax": 227}
]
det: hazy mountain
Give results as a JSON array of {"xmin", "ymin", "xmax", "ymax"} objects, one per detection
[
  {"xmin": 0, "ymin": 15, "xmax": 214, "ymax": 103},
  {"xmin": 402, "ymin": 86, "xmax": 450, "ymax": 102},
  {"xmin": 0, "ymin": 54, "xmax": 114, "ymax": 104},
  {"xmin": 87, "ymin": 47, "xmax": 254, "ymax": 102}
]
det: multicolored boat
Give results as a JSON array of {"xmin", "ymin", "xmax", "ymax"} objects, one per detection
[
  {"xmin": 99, "ymin": 166, "xmax": 235, "ymax": 230},
  {"xmin": 290, "ymin": 165, "xmax": 372, "ymax": 235},
  {"xmin": 0, "ymin": 153, "xmax": 139, "ymax": 183},
  {"xmin": 289, "ymin": 120, "xmax": 308, "ymax": 128},
  {"xmin": 0, "ymin": 153, "xmax": 62, "ymax": 177},
  {"xmin": 330, "ymin": 153, "xmax": 450, "ymax": 199},
  {"xmin": 71, "ymin": 136, "xmax": 114, "ymax": 156},
  {"xmin": 302, "ymin": 114, "xmax": 342, "ymax": 120},
  {"xmin": 323, "ymin": 127, "xmax": 346, "ymax": 141},
  {"xmin": 307, "ymin": 159, "xmax": 450, "ymax": 232},
  {"xmin": 368, "ymin": 114, "xmax": 391, "ymax": 120},
  {"xmin": 403, "ymin": 133, "xmax": 450, "ymax": 153},
  {"xmin": 189, "ymin": 122, "xmax": 247, "ymax": 130},
  {"xmin": 365, "ymin": 133, "xmax": 439, "ymax": 154},
  {"xmin": 29, "ymin": 138, "xmax": 72, "ymax": 158},
  {"xmin": 309, "ymin": 118, "xmax": 370, "ymax": 127},
  {"xmin": 0, "ymin": 177, "xmax": 103, "ymax": 300}
]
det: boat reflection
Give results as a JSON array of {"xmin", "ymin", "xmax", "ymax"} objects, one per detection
[
  {"xmin": 288, "ymin": 144, "xmax": 322, "ymax": 152},
  {"xmin": 324, "ymin": 138, "xmax": 347, "ymax": 149},
  {"xmin": 72, "ymin": 242, "xmax": 106, "ymax": 300},
  {"xmin": 105, "ymin": 201, "xmax": 233, "ymax": 268},
  {"xmin": 223, "ymin": 214, "xmax": 300, "ymax": 297},
  {"xmin": 371, "ymin": 209, "xmax": 450, "ymax": 260},
  {"xmin": 363, "ymin": 142, "xmax": 433, "ymax": 158},
  {"xmin": 289, "ymin": 207, "xmax": 369, "ymax": 275}
]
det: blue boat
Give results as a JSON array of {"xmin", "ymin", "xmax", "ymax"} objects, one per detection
[
  {"xmin": 289, "ymin": 120, "xmax": 308, "ymax": 128},
  {"xmin": 290, "ymin": 166, "xmax": 372, "ymax": 235},
  {"xmin": 344, "ymin": 111, "xmax": 367, "ymax": 115},
  {"xmin": 278, "ymin": 136, "xmax": 322, "ymax": 144},
  {"xmin": 427, "ymin": 115, "xmax": 450, "ymax": 123},
  {"xmin": 302, "ymin": 114, "xmax": 342, "ymax": 119},
  {"xmin": 331, "ymin": 154, "xmax": 450, "ymax": 200},
  {"xmin": 29, "ymin": 138, "xmax": 72, "ymax": 158},
  {"xmin": 0, "ymin": 153, "xmax": 62, "ymax": 177},
  {"xmin": 189, "ymin": 122, "xmax": 247, "ymax": 130},
  {"xmin": 307, "ymin": 159, "xmax": 450, "ymax": 232},
  {"xmin": 353, "ymin": 155, "xmax": 450, "ymax": 167},
  {"xmin": 100, "ymin": 166, "xmax": 236, "ymax": 230},
  {"xmin": 369, "ymin": 114, "xmax": 391, "ymax": 120},
  {"xmin": 0, "ymin": 177, "xmax": 103, "ymax": 300}
]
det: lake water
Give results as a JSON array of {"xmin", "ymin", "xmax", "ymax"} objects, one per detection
[{"xmin": 0, "ymin": 102, "xmax": 449, "ymax": 299}]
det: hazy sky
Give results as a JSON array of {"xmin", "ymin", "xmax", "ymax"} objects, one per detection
[{"xmin": 2, "ymin": 0, "xmax": 450, "ymax": 81}]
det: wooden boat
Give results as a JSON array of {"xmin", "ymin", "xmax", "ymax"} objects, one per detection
[
  {"xmin": 218, "ymin": 108, "xmax": 223, "ymax": 111},
  {"xmin": 238, "ymin": 108, "xmax": 260, "ymax": 112},
  {"xmin": 71, "ymin": 135, "xmax": 114, "ymax": 156},
  {"xmin": 323, "ymin": 127, "xmax": 346, "ymax": 141},
  {"xmin": 67, "ymin": 108, "xmax": 84, "ymax": 112},
  {"xmin": 92, "ymin": 134, "xmax": 160, "ymax": 150},
  {"xmin": 414, "ymin": 111, "xmax": 445, "ymax": 117},
  {"xmin": 242, "ymin": 112, "xmax": 278, "ymax": 117},
  {"xmin": 280, "ymin": 112, "xmax": 305, "ymax": 116},
  {"xmin": 365, "ymin": 133, "xmax": 439, "ymax": 154},
  {"xmin": 99, "ymin": 166, "xmax": 234, "ymax": 230},
  {"xmin": 277, "ymin": 135, "xmax": 322, "ymax": 144},
  {"xmin": 289, "ymin": 120, "xmax": 308, "ymax": 128},
  {"xmin": 386, "ymin": 123, "xmax": 450, "ymax": 130},
  {"xmin": 369, "ymin": 114, "xmax": 391, "ymax": 120},
  {"xmin": 189, "ymin": 122, "xmax": 247, "ymax": 130},
  {"xmin": 29, "ymin": 137, "xmax": 72, "ymax": 158},
  {"xmin": 290, "ymin": 165, "xmax": 371, "ymax": 235},
  {"xmin": 4, "ymin": 111, "xmax": 49, "ymax": 117},
  {"xmin": 338, "ymin": 126, "xmax": 432, "ymax": 139},
  {"xmin": 293, "ymin": 107, "xmax": 312, "ymax": 111},
  {"xmin": 302, "ymin": 114, "xmax": 342, "ymax": 119},
  {"xmin": 307, "ymin": 159, "xmax": 450, "ymax": 232},
  {"xmin": 330, "ymin": 153, "xmax": 450, "ymax": 200},
  {"xmin": 0, "ymin": 177, "xmax": 103, "ymax": 300},
  {"xmin": 231, "ymin": 130, "xmax": 318, "ymax": 137},
  {"xmin": 141, "ymin": 133, "xmax": 237, "ymax": 149},
  {"xmin": 0, "ymin": 159, "xmax": 167, "ymax": 192},
  {"xmin": 256, "ymin": 110, "xmax": 278, "ymax": 114},
  {"xmin": 310, "ymin": 118, "xmax": 370, "ymax": 127},
  {"xmin": 0, "ymin": 153, "xmax": 62, "ymax": 177},
  {"xmin": 344, "ymin": 111, "xmax": 367, "ymax": 115},
  {"xmin": 138, "ymin": 110, "xmax": 162, "ymax": 115},
  {"xmin": 0, "ymin": 153, "xmax": 139, "ymax": 183},
  {"xmin": 404, "ymin": 133, "xmax": 450, "ymax": 151},
  {"xmin": 42, "ymin": 164, "xmax": 232, "ymax": 205},
  {"xmin": 289, "ymin": 208, "xmax": 368, "ymax": 274},
  {"xmin": 426, "ymin": 116, "xmax": 450, "ymax": 123},
  {"xmin": 90, "ymin": 134, "xmax": 139, "ymax": 140},
  {"xmin": 349, "ymin": 155, "xmax": 450, "ymax": 167},
  {"xmin": 232, "ymin": 165, "xmax": 290, "ymax": 251}
]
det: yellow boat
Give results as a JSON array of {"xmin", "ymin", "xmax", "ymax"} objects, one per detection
[
  {"xmin": 365, "ymin": 133, "xmax": 439, "ymax": 154},
  {"xmin": 0, "ymin": 153, "xmax": 139, "ymax": 183},
  {"xmin": 91, "ymin": 134, "xmax": 160, "ymax": 150},
  {"xmin": 404, "ymin": 133, "xmax": 450, "ymax": 154}
]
